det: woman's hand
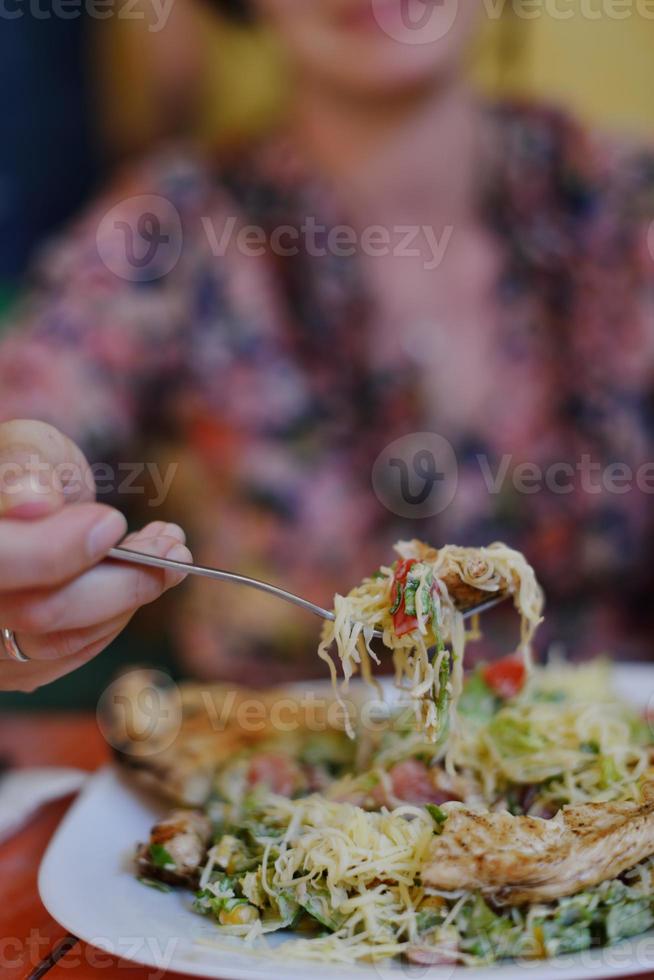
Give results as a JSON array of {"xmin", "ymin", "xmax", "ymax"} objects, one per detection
[{"xmin": 0, "ymin": 420, "xmax": 192, "ymax": 692}]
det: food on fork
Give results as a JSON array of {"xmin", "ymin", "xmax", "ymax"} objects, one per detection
[{"xmin": 319, "ymin": 540, "xmax": 544, "ymax": 740}]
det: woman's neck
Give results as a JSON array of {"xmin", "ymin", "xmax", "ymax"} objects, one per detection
[{"xmin": 292, "ymin": 77, "xmax": 481, "ymax": 223}]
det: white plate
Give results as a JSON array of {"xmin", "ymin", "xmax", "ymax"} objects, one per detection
[{"xmin": 39, "ymin": 664, "xmax": 654, "ymax": 980}]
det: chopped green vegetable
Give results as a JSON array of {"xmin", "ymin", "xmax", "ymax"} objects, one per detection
[
  {"xmin": 274, "ymin": 891, "xmax": 302, "ymax": 928},
  {"xmin": 433, "ymin": 646, "xmax": 451, "ymax": 728},
  {"xmin": 426, "ymin": 803, "xmax": 447, "ymax": 826},
  {"xmin": 580, "ymin": 740, "xmax": 600, "ymax": 754},
  {"xmin": 149, "ymin": 843, "xmax": 175, "ymax": 868},
  {"xmin": 299, "ymin": 887, "xmax": 346, "ymax": 931},
  {"xmin": 138, "ymin": 876, "xmax": 172, "ymax": 893},
  {"xmin": 487, "ymin": 714, "xmax": 545, "ymax": 755},
  {"xmin": 389, "ymin": 584, "xmax": 403, "ymax": 616},
  {"xmin": 458, "ymin": 668, "xmax": 498, "ymax": 722},
  {"xmin": 605, "ymin": 900, "xmax": 654, "ymax": 942},
  {"xmin": 416, "ymin": 908, "xmax": 443, "ymax": 933},
  {"xmin": 403, "ymin": 580, "xmax": 418, "ymax": 617},
  {"xmin": 418, "ymin": 571, "xmax": 434, "ymax": 620},
  {"xmin": 599, "ymin": 755, "xmax": 620, "ymax": 788}
]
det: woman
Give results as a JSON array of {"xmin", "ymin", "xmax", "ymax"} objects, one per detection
[{"xmin": 1, "ymin": 0, "xmax": 653, "ymax": 692}]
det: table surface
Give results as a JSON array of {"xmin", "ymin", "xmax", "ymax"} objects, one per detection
[
  {"xmin": 0, "ymin": 713, "xmax": 191, "ymax": 980},
  {"xmin": 2, "ymin": 712, "xmax": 654, "ymax": 980}
]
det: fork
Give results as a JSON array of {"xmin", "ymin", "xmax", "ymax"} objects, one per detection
[{"xmin": 107, "ymin": 546, "xmax": 508, "ymax": 640}]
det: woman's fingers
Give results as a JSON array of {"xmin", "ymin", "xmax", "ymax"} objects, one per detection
[
  {"xmin": 0, "ymin": 503, "xmax": 128, "ymax": 592},
  {"xmin": 0, "ymin": 614, "xmax": 134, "ymax": 693},
  {"xmin": 15, "ymin": 611, "xmax": 134, "ymax": 666},
  {"xmin": 0, "ymin": 521, "xmax": 192, "ymax": 691},
  {"xmin": 0, "ymin": 420, "xmax": 128, "ymax": 592},
  {"xmin": 0, "ymin": 422, "xmax": 192, "ymax": 694},
  {"xmin": 122, "ymin": 520, "xmax": 187, "ymax": 548},
  {"xmin": 0, "ymin": 523, "xmax": 191, "ymax": 637},
  {"xmin": 0, "ymin": 419, "xmax": 96, "ymax": 517}
]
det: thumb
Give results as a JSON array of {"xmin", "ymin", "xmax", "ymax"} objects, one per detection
[
  {"xmin": 0, "ymin": 458, "xmax": 65, "ymax": 518},
  {"xmin": 0, "ymin": 420, "xmax": 94, "ymax": 519}
]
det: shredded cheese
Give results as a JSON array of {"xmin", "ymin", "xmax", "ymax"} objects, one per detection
[
  {"xmin": 319, "ymin": 540, "xmax": 544, "ymax": 741},
  {"xmin": 259, "ymin": 795, "xmax": 435, "ymax": 961}
]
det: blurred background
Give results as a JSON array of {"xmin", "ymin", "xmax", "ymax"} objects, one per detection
[
  {"xmin": 1, "ymin": 2, "xmax": 652, "ymax": 308},
  {"xmin": 1, "ymin": 1, "xmax": 653, "ymax": 709}
]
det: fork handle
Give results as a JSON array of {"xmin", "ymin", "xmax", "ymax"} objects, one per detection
[{"xmin": 107, "ymin": 546, "xmax": 337, "ymax": 624}]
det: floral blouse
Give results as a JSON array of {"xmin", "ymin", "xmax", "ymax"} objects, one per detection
[{"xmin": 2, "ymin": 102, "xmax": 654, "ymax": 682}]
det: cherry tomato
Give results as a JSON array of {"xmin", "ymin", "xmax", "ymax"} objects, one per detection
[{"xmin": 483, "ymin": 655, "xmax": 526, "ymax": 699}]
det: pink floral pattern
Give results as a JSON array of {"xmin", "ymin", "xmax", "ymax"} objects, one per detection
[{"xmin": 2, "ymin": 104, "xmax": 654, "ymax": 680}]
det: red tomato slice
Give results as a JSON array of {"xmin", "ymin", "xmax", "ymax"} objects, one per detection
[
  {"xmin": 392, "ymin": 607, "xmax": 419, "ymax": 637},
  {"xmin": 391, "ymin": 558, "xmax": 419, "ymax": 636},
  {"xmin": 394, "ymin": 558, "xmax": 417, "ymax": 584},
  {"xmin": 483, "ymin": 655, "xmax": 526, "ymax": 699}
]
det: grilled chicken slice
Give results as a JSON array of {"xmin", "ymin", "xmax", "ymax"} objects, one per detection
[
  {"xmin": 136, "ymin": 809, "xmax": 212, "ymax": 887},
  {"xmin": 440, "ymin": 570, "xmax": 508, "ymax": 614},
  {"xmin": 423, "ymin": 782, "xmax": 654, "ymax": 905}
]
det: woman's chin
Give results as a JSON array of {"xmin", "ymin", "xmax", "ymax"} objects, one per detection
[{"xmin": 299, "ymin": 41, "xmax": 457, "ymax": 102}]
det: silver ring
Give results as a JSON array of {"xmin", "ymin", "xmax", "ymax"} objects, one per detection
[{"xmin": 1, "ymin": 628, "xmax": 30, "ymax": 663}]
